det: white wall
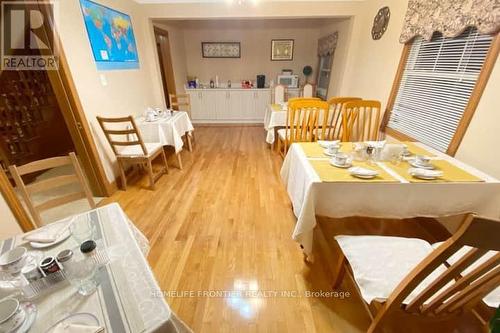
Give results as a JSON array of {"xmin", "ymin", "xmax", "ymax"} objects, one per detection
[
  {"xmin": 57, "ymin": 0, "xmax": 165, "ymax": 182},
  {"xmin": 0, "ymin": 197, "xmax": 22, "ymax": 240}
]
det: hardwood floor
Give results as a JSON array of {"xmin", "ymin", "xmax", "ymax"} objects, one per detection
[{"xmin": 101, "ymin": 126, "xmax": 486, "ymax": 333}]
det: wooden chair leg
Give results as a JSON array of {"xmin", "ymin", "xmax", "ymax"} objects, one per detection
[
  {"xmin": 332, "ymin": 256, "xmax": 347, "ymax": 289},
  {"xmin": 161, "ymin": 150, "xmax": 169, "ymax": 174},
  {"xmin": 146, "ymin": 159, "xmax": 155, "ymax": 190},
  {"xmin": 186, "ymin": 133, "xmax": 193, "ymax": 152},
  {"xmin": 176, "ymin": 152, "xmax": 183, "ymax": 170},
  {"xmin": 118, "ymin": 159, "xmax": 127, "ymax": 190}
]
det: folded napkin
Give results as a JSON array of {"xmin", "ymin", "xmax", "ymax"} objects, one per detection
[
  {"xmin": 53, "ymin": 323, "xmax": 104, "ymax": 333},
  {"xmin": 23, "ymin": 222, "xmax": 68, "ymax": 243},
  {"xmin": 408, "ymin": 168, "xmax": 443, "ymax": 179}
]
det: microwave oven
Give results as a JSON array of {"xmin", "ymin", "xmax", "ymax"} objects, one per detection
[{"xmin": 277, "ymin": 74, "xmax": 299, "ymax": 88}]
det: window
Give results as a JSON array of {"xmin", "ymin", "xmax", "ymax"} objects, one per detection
[
  {"xmin": 386, "ymin": 28, "xmax": 493, "ymax": 153},
  {"xmin": 316, "ymin": 54, "xmax": 333, "ymax": 100}
]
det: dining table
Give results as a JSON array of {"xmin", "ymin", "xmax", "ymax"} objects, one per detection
[
  {"xmin": 280, "ymin": 141, "xmax": 500, "ymax": 259},
  {"xmin": 0, "ymin": 203, "xmax": 192, "ymax": 333},
  {"xmin": 263, "ymin": 104, "xmax": 287, "ymax": 144},
  {"xmin": 135, "ymin": 111, "xmax": 194, "ymax": 169}
]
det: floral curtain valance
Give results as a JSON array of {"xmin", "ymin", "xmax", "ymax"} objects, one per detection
[
  {"xmin": 318, "ymin": 32, "xmax": 338, "ymax": 56},
  {"xmin": 399, "ymin": 0, "xmax": 500, "ymax": 43}
]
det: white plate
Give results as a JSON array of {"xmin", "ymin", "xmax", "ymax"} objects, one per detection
[
  {"xmin": 409, "ymin": 168, "xmax": 443, "ymax": 180},
  {"xmin": 15, "ymin": 303, "xmax": 37, "ymax": 333},
  {"xmin": 29, "ymin": 229, "xmax": 71, "ymax": 249},
  {"xmin": 45, "ymin": 313, "xmax": 100, "ymax": 333},
  {"xmin": 329, "ymin": 160, "xmax": 352, "ymax": 169},
  {"xmin": 348, "ymin": 166, "xmax": 379, "ymax": 179},
  {"xmin": 408, "ymin": 159, "xmax": 435, "ymax": 170}
]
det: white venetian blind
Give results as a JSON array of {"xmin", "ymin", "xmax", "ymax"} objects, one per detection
[{"xmin": 387, "ymin": 27, "xmax": 493, "ymax": 152}]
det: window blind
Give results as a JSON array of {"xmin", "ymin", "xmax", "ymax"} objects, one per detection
[{"xmin": 387, "ymin": 28, "xmax": 493, "ymax": 152}]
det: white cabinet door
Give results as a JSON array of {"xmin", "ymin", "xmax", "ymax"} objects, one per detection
[
  {"xmin": 201, "ymin": 90, "xmax": 217, "ymax": 120},
  {"xmin": 240, "ymin": 91, "xmax": 256, "ymax": 121},
  {"xmin": 228, "ymin": 91, "xmax": 242, "ymax": 120},
  {"xmin": 215, "ymin": 91, "xmax": 229, "ymax": 120},
  {"xmin": 188, "ymin": 91, "xmax": 203, "ymax": 121}
]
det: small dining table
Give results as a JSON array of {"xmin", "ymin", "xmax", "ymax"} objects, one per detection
[
  {"xmin": 263, "ymin": 104, "xmax": 287, "ymax": 144},
  {"xmin": 135, "ymin": 111, "xmax": 194, "ymax": 169},
  {"xmin": 0, "ymin": 203, "xmax": 191, "ymax": 332},
  {"xmin": 280, "ymin": 141, "xmax": 500, "ymax": 258}
]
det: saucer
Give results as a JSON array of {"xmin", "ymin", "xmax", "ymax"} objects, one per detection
[
  {"xmin": 46, "ymin": 313, "xmax": 100, "ymax": 333},
  {"xmin": 408, "ymin": 159, "xmax": 435, "ymax": 170},
  {"xmin": 329, "ymin": 160, "xmax": 352, "ymax": 169},
  {"xmin": 323, "ymin": 149, "xmax": 339, "ymax": 157},
  {"xmin": 15, "ymin": 303, "xmax": 37, "ymax": 333}
]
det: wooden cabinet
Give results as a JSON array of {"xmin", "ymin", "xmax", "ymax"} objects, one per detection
[{"xmin": 187, "ymin": 89, "xmax": 271, "ymax": 123}]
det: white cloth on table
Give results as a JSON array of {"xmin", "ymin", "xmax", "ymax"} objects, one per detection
[
  {"xmin": 280, "ymin": 142, "xmax": 500, "ymax": 255},
  {"xmin": 335, "ymin": 235, "xmax": 448, "ymax": 304},
  {"xmin": 432, "ymin": 242, "xmax": 500, "ymax": 308},
  {"xmin": 136, "ymin": 112, "xmax": 194, "ymax": 153},
  {"xmin": 264, "ymin": 105, "xmax": 287, "ymax": 144},
  {"xmin": 0, "ymin": 203, "xmax": 192, "ymax": 333},
  {"xmin": 23, "ymin": 222, "xmax": 69, "ymax": 243}
]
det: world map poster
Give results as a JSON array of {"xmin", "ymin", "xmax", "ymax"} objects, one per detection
[{"xmin": 80, "ymin": 0, "xmax": 139, "ymax": 70}]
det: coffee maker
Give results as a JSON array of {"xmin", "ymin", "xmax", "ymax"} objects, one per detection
[{"xmin": 256, "ymin": 75, "xmax": 266, "ymax": 89}]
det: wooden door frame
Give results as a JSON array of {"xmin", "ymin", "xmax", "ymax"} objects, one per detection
[
  {"xmin": 0, "ymin": 0, "xmax": 114, "ymax": 231},
  {"xmin": 153, "ymin": 26, "xmax": 177, "ymax": 105}
]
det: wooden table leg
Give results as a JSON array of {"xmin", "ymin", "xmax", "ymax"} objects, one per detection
[
  {"xmin": 176, "ymin": 153, "xmax": 183, "ymax": 170},
  {"xmin": 186, "ymin": 133, "xmax": 193, "ymax": 152}
]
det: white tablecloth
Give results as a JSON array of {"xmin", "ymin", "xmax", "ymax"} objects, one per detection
[
  {"xmin": 137, "ymin": 112, "xmax": 194, "ymax": 153},
  {"xmin": 280, "ymin": 142, "xmax": 500, "ymax": 255},
  {"xmin": 0, "ymin": 204, "xmax": 192, "ymax": 333},
  {"xmin": 264, "ymin": 104, "xmax": 286, "ymax": 144}
]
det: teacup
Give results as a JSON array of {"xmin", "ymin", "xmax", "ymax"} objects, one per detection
[
  {"xmin": 327, "ymin": 144, "xmax": 339, "ymax": 155},
  {"xmin": 415, "ymin": 155, "xmax": 431, "ymax": 166},
  {"xmin": 334, "ymin": 153, "xmax": 349, "ymax": 166},
  {"xmin": 0, "ymin": 298, "xmax": 25, "ymax": 332},
  {"xmin": 0, "ymin": 247, "xmax": 27, "ymax": 276}
]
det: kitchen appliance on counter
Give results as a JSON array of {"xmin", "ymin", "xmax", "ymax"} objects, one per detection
[
  {"xmin": 256, "ymin": 75, "xmax": 265, "ymax": 88},
  {"xmin": 277, "ymin": 74, "xmax": 299, "ymax": 88}
]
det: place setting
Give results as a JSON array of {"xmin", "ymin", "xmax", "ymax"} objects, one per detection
[
  {"xmin": 142, "ymin": 107, "xmax": 174, "ymax": 123},
  {"xmin": 0, "ymin": 216, "xmax": 111, "ymax": 333}
]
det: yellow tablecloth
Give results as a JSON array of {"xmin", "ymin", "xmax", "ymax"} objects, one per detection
[
  {"xmin": 298, "ymin": 142, "xmax": 352, "ymax": 158},
  {"xmin": 384, "ymin": 160, "xmax": 485, "ymax": 183},
  {"xmin": 309, "ymin": 160, "xmax": 399, "ymax": 183}
]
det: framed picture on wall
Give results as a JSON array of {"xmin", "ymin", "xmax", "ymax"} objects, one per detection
[
  {"xmin": 202, "ymin": 42, "xmax": 241, "ymax": 58},
  {"xmin": 271, "ymin": 39, "xmax": 294, "ymax": 61}
]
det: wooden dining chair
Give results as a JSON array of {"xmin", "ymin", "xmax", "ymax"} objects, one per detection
[
  {"xmin": 9, "ymin": 152, "xmax": 96, "ymax": 228},
  {"xmin": 342, "ymin": 100, "xmax": 382, "ymax": 142},
  {"xmin": 332, "ymin": 214, "xmax": 500, "ymax": 333},
  {"xmin": 169, "ymin": 93, "xmax": 195, "ymax": 149},
  {"xmin": 319, "ymin": 97, "xmax": 362, "ymax": 141},
  {"xmin": 276, "ymin": 100, "xmax": 329, "ymax": 157},
  {"xmin": 302, "ymin": 83, "xmax": 315, "ymax": 98},
  {"xmin": 273, "ymin": 84, "xmax": 287, "ymax": 104},
  {"xmin": 96, "ymin": 116, "xmax": 168, "ymax": 190}
]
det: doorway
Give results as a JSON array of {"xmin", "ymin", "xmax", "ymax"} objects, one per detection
[
  {"xmin": 0, "ymin": 0, "xmax": 112, "ymax": 231},
  {"xmin": 154, "ymin": 26, "xmax": 177, "ymax": 108}
]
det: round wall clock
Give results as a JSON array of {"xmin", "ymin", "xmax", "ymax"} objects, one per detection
[{"xmin": 372, "ymin": 6, "xmax": 390, "ymax": 40}]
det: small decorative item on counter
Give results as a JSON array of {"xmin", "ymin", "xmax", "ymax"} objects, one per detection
[
  {"xmin": 39, "ymin": 256, "xmax": 62, "ymax": 276},
  {"xmin": 209, "ymin": 79, "xmax": 215, "ymax": 88},
  {"xmin": 56, "ymin": 249, "xmax": 74, "ymax": 268},
  {"xmin": 188, "ymin": 80, "xmax": 196, "ymax": 88},
  {"xmin": 227, "ymin": 80, "xmax": 231, "ymax": 88}
]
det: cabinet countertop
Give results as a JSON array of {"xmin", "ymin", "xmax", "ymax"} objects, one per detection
[{"xmin": 185, "ymin": 87, "xmax": 271, "ymax": 91}]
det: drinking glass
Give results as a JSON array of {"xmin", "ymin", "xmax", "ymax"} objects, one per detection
[
  {"xmin": 65, "ymin": 257, "xmax": 98, "ymax": 296},
  {"xmin": 70, "ymin": 216, "xmax": 95, "ymax": 244}
]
